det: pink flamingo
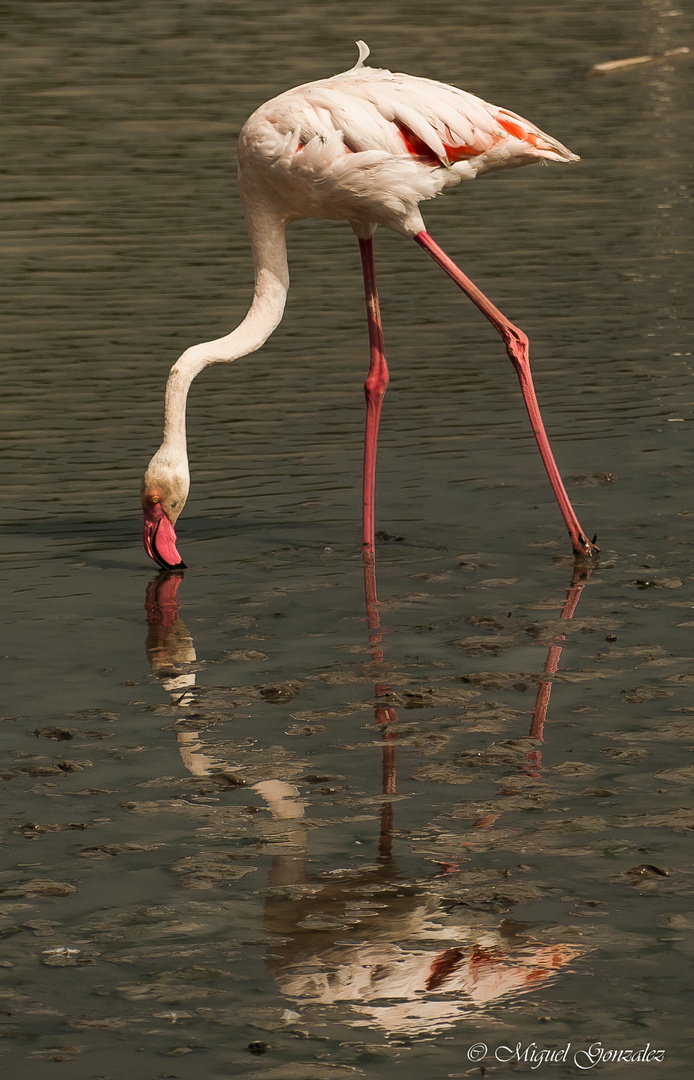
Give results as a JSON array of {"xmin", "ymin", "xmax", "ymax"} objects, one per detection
[{"xmin": 142, "ymin": 42, "xmax": 598, "ymax": 570}]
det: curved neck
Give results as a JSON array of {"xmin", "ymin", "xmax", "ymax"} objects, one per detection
[{"xmin": 160, "ymin": 204, "xmax": 289, "ymax": 458}]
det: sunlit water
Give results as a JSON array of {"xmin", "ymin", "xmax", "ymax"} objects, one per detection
[{"xmin": 1, "ymin": 1, "xmax": 693, "ymax": 1077}]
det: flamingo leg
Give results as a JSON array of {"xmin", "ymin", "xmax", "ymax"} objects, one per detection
[
  {"xmin": 414, "ymin": 230, "xmax": 598, "ymax": 557},
  {"xmin": 359, "ymin": 236, "xmax": 389, "ymax": 558}
]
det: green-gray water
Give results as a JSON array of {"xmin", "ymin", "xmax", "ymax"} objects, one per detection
[{"xmin": 1, "ymin": 2, "xmax": 692, "ymax": 1076}]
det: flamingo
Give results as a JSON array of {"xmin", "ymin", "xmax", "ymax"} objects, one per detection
[{"xmin": 142, "ymin": 41, "xmax": 598, "ymax": 570}]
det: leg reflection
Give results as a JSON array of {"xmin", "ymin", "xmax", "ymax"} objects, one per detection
[{"xmin": 142, "ymin": 559, "xmax": 584, "ymax": 1034}]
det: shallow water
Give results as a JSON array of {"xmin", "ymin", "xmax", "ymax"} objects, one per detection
[{"xmin": 1, "ymin": 1, "xmax": 693, "ymax": 1077}]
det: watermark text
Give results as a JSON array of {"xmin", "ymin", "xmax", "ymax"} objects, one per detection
[{"xmin": 466, "ymin": 1040, "xmax": 665, "ymax": 1070}]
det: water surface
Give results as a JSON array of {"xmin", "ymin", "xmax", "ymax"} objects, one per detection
[{"xmin": 1, "ymin": 1, "xmax": 693, "ymax": 1077}]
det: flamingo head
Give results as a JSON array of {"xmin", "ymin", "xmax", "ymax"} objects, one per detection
[{"xmin": 141, "ymin": 455, "xmax": 189, "ymax": 570}]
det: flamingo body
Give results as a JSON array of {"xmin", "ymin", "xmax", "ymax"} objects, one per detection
[
  {"xmin": 142, "ymin": 44, "xmax": 596, "ymax": 571},
  {"xmin": 238, "ymin": 54, "xmax": 578, "ymax": 238}
]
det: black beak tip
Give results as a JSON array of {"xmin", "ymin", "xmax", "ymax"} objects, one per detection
[{"xmin": 154, "ymin": 556, "xmax": 188, "ymax": 572}]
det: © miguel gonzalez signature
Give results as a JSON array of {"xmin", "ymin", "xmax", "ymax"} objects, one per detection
[{"xmin": 472, "ymin": 1041, "xmax": 666, "ymax": 1068}]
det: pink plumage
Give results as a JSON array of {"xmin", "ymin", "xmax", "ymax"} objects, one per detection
[
  {"xmin": 238, "ymin": 42, "xmax": 578, "ymax": 237},
  {"xmin": 142, "ymin": 43, "xmax": 596, "ymax": 571}
]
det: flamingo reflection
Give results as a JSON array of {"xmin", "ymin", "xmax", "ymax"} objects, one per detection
[
  {"xmin": 522, "ymin": 561, "xmax": 592, "ymax": 780},
  {"xmin": 144, "ymin": 558, "xmax": 586, "ymax": 1034}
]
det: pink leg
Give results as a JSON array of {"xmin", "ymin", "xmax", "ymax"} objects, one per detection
[
  {"xmin": 359, "ymin": 236, "xmax": 389, "ymax": 558},
  {"xmin": 414, "ymin": 230, "xmax": 598, "ymax": 558}
]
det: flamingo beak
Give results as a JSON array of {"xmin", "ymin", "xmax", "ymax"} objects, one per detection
[{"xmin": 143, "ymin": 503, "xmax": 187, "ymax": 570}]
